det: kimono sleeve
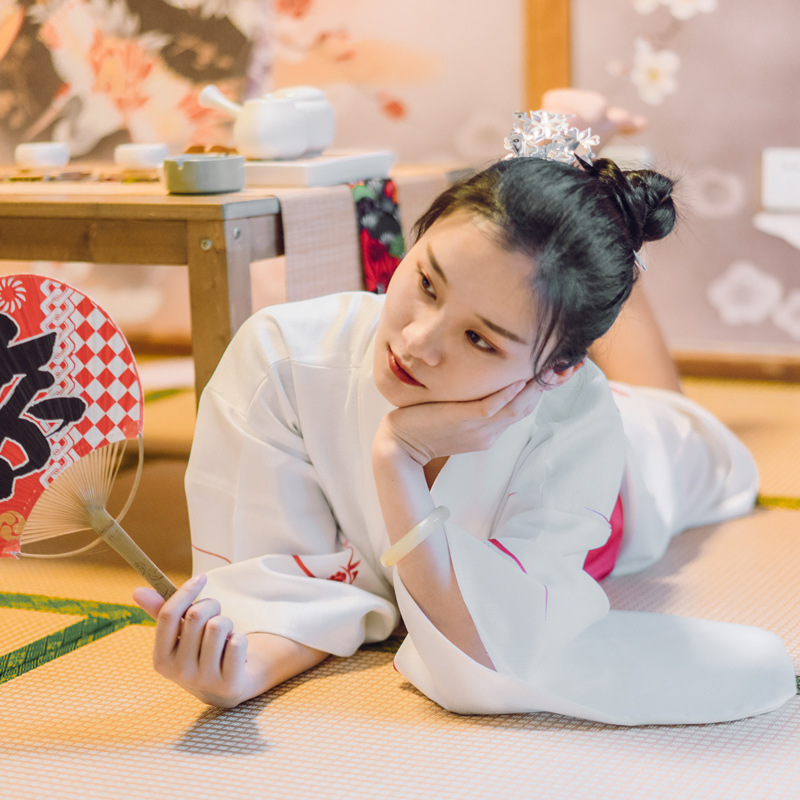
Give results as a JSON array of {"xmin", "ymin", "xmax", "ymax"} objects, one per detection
[
  {"xmin": 391, "ymin": 370, "xmax": 622, "ymax": 706},
  {"xmin": 391, "ymin": 373, "xmax": 796, "ymax": 725},
  {"xmin": 185, "ymin": 309, "xmax": 397, "ymax": 656}
]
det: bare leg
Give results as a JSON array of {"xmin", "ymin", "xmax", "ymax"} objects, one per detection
[{"xmin": 588, "ymin": 280, "xmax": 683, "ymax": 393}]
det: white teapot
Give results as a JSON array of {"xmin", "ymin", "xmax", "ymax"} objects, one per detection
[
  {"xmin": 271, "ymin": 86, "xmax": 335, "ymax": 155},
  {"xmin": 198, "ymin": 85, "xmax": 308, "ymax": 161}
]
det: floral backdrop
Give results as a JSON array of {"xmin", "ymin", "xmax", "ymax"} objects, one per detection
[
  {"xmin": 270, "ymin": 0, "xmax": 522, "ymax": 165},
  {"xmin": 0, "ymin": 0, "xmax": 271, "ymax": 340},
  {"xmin": 0, "ymin": 0, "xmax": 522, "ymax": 343},
  {"xmin": 573, "ymin": 0, "xmax": 800, "ymax": 352},
  {"xmin": 0, "ymin": 0, "xmax": 270, "ymax": 160},
  {"xmin": 5, "ymin": 0, "xmax": 796, "ymax": 356}
]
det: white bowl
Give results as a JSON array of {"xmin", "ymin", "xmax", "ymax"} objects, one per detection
[
  {"xmin": 163, "ymin": 155, "xmax": 246, "ymax": 194},
  {"xmin": 114, "ymin": 143, "xmax": 169, "ymax": 169},
  {"xmin": 15, "ymin": 142, "xmax": 70, "ymax": 169}
]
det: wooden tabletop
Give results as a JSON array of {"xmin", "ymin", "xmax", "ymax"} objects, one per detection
[{"xmin": 0, "ymin": 183, "xmax": 281, "ymax": 220}]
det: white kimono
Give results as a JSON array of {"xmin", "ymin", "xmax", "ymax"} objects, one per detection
[{"xmin": 187, "ymin": 292, "xmax": 796, "ymax": 726}]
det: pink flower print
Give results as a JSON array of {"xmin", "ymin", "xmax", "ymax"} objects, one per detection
[
  {"xmin": 276, "ymin": 0, "xmax": 314, "ymax": 19},
  {"xmin": 89, "ymin": 31, "xmax": 154, "ymax": 119},
  {"xmin": 378, "ymin": 92, "xmax": 406, "ymax": 121}
]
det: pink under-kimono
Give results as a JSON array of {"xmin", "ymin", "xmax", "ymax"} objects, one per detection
[{"xmin": 187, "ymin": 292, "xmax": 796, "ymax": 725}]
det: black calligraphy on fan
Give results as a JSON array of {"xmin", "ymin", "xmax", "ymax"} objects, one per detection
[{"xmin": 0, "ymin": 313, "xmax": 87, "ymax": 500}]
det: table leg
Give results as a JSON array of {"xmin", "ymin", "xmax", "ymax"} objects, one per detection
[{"xmin": 187, "ymin": 218, "xmax": 254, "ymax": 401}]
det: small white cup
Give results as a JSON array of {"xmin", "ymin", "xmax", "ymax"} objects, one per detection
[
  {"xmin": 114, "ymin": 143, "xmax": 170, "ymax": 169},
  {"xmin": 15, "ymin": 142, "xmax": 70, "ymax": 169}
]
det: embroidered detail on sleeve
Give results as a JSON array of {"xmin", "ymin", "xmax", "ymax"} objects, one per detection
[
  {"xmin": 292, "ymin": 547, "xmax": 361, "ymax": 584},
  {"xmin": 292, "ymin": 554, "xmax": 316, "ymax": 578},
  {"xmin": 487, "ymin": 539, "xmax": 528, "ymax": 574},
  {"xmin": 328, "ymin": 549, "xmax": 360, "ymax": 583},
  {"xmin": 487, "ymin": 539, "xmax": 549, "ymax": 620},
  {"xmin": 191, "ymin": 544, "xmax": 233, "ymax": 565}
]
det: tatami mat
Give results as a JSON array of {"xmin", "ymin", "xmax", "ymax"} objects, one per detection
[
  {"xmin": 683, "ymin": 377, "xmax": 800, "ymax": 502},
  {"xmin": 2, "ymin": 376, "xmax": 800, "ymax": 800},
  {"xmin": 135, "ymin": 374, "xmax": 800, "ymax": 500}
]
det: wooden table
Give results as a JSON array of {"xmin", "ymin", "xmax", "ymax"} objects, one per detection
[{"xmin": 0, "ymin": 185, "xmax": 283, "ymax": 398}]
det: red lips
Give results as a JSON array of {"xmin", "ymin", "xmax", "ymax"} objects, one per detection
[{"xmin": 388, "ymin": 348, "xmax": 423, "ymax": 387}]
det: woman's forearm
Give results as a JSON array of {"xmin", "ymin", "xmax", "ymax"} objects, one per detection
[
  {"xmin": 211, "ymin": 632, "xmax": 329, "ymax": 709},
  {"xmin": 248, "ymin": 632, "xmax": 329, "ymax": 694},
  {"xmin": 372, "ymin": 435, "xmax": 494, "ymax": 669}
]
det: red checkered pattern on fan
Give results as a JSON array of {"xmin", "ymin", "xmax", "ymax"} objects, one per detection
[{"xmin": 63, "ymin": 296, "xmax": 143, "ymax": 456}]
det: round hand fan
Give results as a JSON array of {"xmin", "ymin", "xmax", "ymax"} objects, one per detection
[{"xmin": 0, "ymin": 274, "xmax": 176, "ymax": 599}]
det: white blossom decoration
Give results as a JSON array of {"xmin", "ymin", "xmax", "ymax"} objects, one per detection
[
  {"xmin": 772, "ymin": 290, "xmax": 800, "ymax": 341},
  {"xmin": 707, "ymin": 262, "xmax": 784, "ymax": 326},
  {"xmin": 664, "ymin": 0, "xmax": 717, "ymax": 20},
  {"xmin": 684, "ymin": 168, "xmax": 747, "ymax": 220},
  {"xmin": 630, "ymin": 38, "xmax": 680, "ymax": 106},
  {"xmin": 632, "ymin": 0, "xmax": 718, "ymax": 18},
  {"xmin": 631, "ymin": 0, "xmax": 662, "ymax": 13}
]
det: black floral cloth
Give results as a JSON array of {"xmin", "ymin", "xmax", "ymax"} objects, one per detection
[{"xmin": 351, "ymin": 178, "xmax": 404, "ymax": 294}]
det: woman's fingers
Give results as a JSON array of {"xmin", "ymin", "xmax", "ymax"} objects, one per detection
[
  {"xmin": 383, "ymin": 377, "xmax": 544, "ymax": 462},
  {"xmin": 471, "ymin": 378, "xmax": 540, "ymax": 421},
  {"xmin": 152, "ymin": 573, "xmax": 208, "ymax": 663},
  {"xmin": 140, "ymin": 573, "xmax": 248, "ymax": 705},
  {"xmin": 175, "ymin": 597, "xmax": 223, "ymax": 664},
  {"xmin": 221, "ymin": 633, "xmax": 249, "ymax": 683},
  {"xmin": 132, "ymin": 586, "xmax": 166, "ymax": 619},
  {"xmin": 197, "ymin": 614, "xmax": 234, "ymax": 674},
  {"xmin": 503, "ymin": 378, "xmax": 543, "ymax": 418},
  {"xmin": 466, "ymin": 380, "xmax": 526, "ymax": 419}
]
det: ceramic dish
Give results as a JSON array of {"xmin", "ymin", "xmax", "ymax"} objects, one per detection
[
  {"xmin": 244, "ymin": 149, "xmax": 395, "ymax": 188},
  {"xmin": 115, "ymin": 143, "xmax": 170, "ymax": 169},
  {"xmin": 15, "ymin": 142, "xmax": 70, "ymax": 169},
  {"xmin": 163, "ymin": 154, "xmax": 246, "ymax": 194}
]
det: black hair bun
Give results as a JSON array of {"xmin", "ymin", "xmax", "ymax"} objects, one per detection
[{"xmin": 588, "ymin": 158, "xmax": 677, "ymax": 251}]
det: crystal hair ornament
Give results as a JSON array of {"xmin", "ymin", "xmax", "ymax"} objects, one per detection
[
  {"xmin": 503, "ymin": 111, "xmax": 601, "ymax": 166},
  {"xmin": 504, "ymin": 111, "xmax": 647, "ymax": 273}
]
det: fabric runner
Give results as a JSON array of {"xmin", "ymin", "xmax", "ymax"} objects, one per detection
[{"xmin": 262, "ymin": 172, "xmax": 449, "ymax": 307}]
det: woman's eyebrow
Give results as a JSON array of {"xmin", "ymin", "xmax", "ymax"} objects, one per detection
[
  {"xmin": 426, "ymin": 244, "xmax": 448, "ymax": 285},
  {"xmin": 426, "ymin": 243, "xmax": 528, "ymax": 346},
  {"xmin": 477, "ymin": 315, "xmax": 528, "ymax": 345}
]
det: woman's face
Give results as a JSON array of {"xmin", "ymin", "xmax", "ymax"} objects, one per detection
[{"xmin": 374, "ymin": 211, "xmax": 540, "ymax": 407}]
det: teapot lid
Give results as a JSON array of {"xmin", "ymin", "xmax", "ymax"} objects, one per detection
[{"xmin": 273, "ymin": 86, "xmax": 327, "ymax": 100}]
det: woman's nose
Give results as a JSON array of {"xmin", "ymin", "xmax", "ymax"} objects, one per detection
[{"xmin": 403, "ymin": 315, "xmax": 442, "ymax": 366}]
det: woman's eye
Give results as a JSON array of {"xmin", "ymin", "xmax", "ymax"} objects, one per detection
[
  {"xmin": 467, "ymin": 330, "xmax": 494, "ymax": 352},
  {"xmin": 418, "ymin": 271, "xmax": 435, "ymax": 296}
]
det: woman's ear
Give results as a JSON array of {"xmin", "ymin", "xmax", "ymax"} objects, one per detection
[{"xmin": 539, "ymin": 358, "xmax": 586, "ymax": 390}]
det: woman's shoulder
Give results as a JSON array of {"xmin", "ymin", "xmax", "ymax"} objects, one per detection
[
  {"xmin": 238, "ymin": 291, "xmax": 385, "ymax": 367},
  {"xmin": 255, "ymin": 290, "xmax": 384, "ymax": 325},
  {"xmin": 204, "ymin": 292, "xmax": 385, "ymax": 413},
  {"xmin": 537, "ymin": 358, "xmax": 621, "ymax": 429}
]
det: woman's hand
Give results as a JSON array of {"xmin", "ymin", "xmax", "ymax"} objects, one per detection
[
  {"xmin": 133, "ymin": 574, "xmax": 253, "ymax": 708},
  {"xmin": 134, "ymin": 576, "xmax": 330, "ymax": 708},
  {"xmin": 378, "ymin": 377, "xmax": 543, "ymax": 465},
  {"xmin": 370, "ymin": 378, "xmax": 539, "ymax": 670}
]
